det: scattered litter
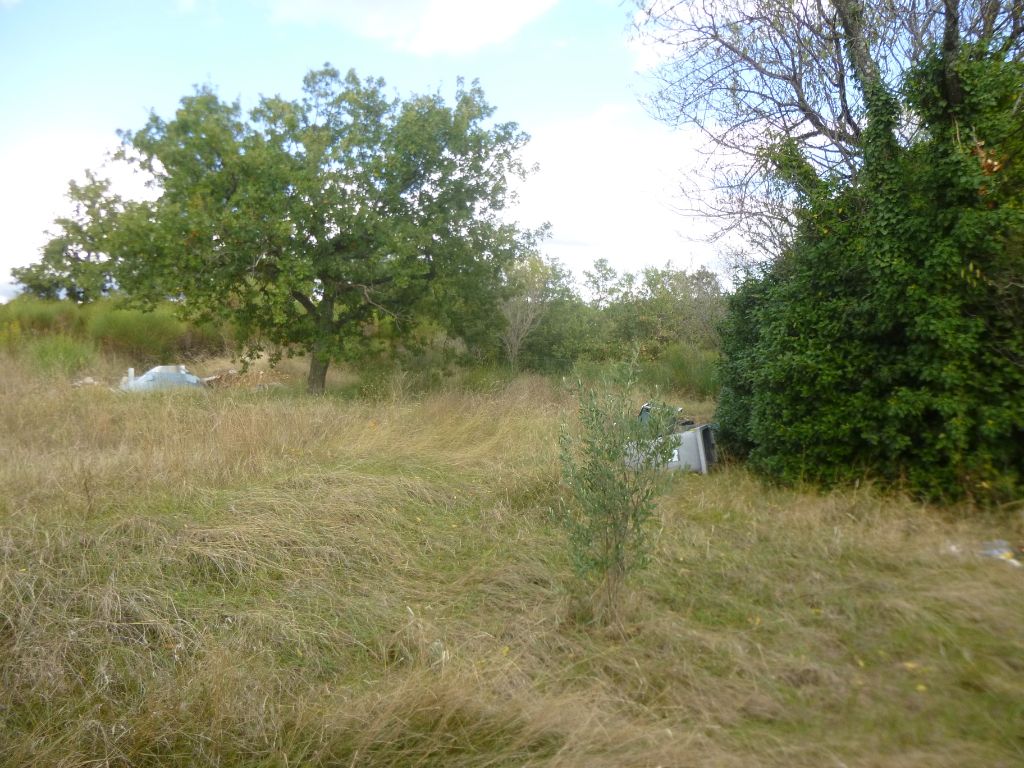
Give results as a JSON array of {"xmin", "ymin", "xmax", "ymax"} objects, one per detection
[
  {"xmin": 979, "ymin": 540, "xmax": 1023, "ymax": 568},
  {"xmin": 119, "ymin": 365, "xmax": 204, "ymax": 392},
  {"xmin": 200, "ymin": 368, "xmax": 239, "ymax": 387},
  {"xmin": 201, "ymin": 368, "xmax": 289, "ymax": 390},
  {"xmin": 667, "ymin": 424, "xmax": 717, "ymax": 474},
  {"xmin": 71, "ymin": 376, "xmax": 101, "ymax": 388}
]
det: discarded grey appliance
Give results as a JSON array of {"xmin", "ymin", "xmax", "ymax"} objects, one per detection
[
  {"xmin": 637, "ymin": 401, "xmax": 717, "ymax": 474},
  {"xmin": 119, "ymin": 365, "xmax": 204, "ymax": 392}
]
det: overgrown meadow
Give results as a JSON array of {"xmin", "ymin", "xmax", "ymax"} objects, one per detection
[{"xmin": 1, "ymin": 336, "xmax": 1022, "ymax": 767}]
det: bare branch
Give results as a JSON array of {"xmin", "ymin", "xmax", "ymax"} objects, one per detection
[{"xmin": 634, "ymin": 0, "xmax": 1024, "ymax": 260}]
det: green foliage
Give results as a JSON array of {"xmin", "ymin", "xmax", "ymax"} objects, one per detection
[
  {"xmin": 83, "ymin": 302, "xmax": 227, "ymax": 362},
  {"xmin": 638, "ymin": 342, "xmax": 719, "ymax": 398},
  {"xmin": 0, "ymin": 297, "xmax": 97, "ymax": 376},
  {"xmin": 0, "ymin": 295, "xmax": 85, "ymax": 336},
  {"xmin": 20, "ymin": 335, "xmax": 98, "ymax": 377},
  {"xmin": 609, "ymin": 264, "xmax": 726, "ymax": 357},
  {"xmin": 498, "ymin": 251, "xmax": 562, "ymax": 371},
  {"xmin": 449, "ymin": 364, "xmax": 517, "ymax": 393},
  {"xmin": 559, "ymin": 367, "xmax": 677, "ymax": 619},
  {"xmin": 0, "ymin": 318, "xmax": 21, "ymax": 353},
  {"xmin": 0, "ymin": 297, "xmax": 229, "ymax": 365},
  {"xmin": 717, "ymin": 49, "xmax": 1024, "ymax": 504},
  {"xmin": 110, "ymin": 66, "xmax": 536, "ymax": 393},
  {"xmin": 578, "ymin": 260, "xmax": 726, "ymax": 363},
  {"xmin": 516, "ymin": 262, "xmax": 599, "ymax": 373},
  {"xmin": 11, "ymin": 172, "xmax": 122, "ymax": 303},
  {"xmin": 715, "ymin": 268, "xmax": 773, "ymax": 460},
  {"xmin": 518, "ymin": 260, "xmax": 727, "ymax": 378}
]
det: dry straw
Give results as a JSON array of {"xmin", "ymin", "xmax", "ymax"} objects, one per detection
[{"xmin": 1, "ymin": 355, "xmax": 1021, "ymax": 767}]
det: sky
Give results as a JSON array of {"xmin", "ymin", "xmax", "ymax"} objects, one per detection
[{"xmin": 0, "ymin": 0, "xmax": 717, "ymax": 302}]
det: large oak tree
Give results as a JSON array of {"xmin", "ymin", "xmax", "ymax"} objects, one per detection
[{"xmin": 31, "ymin": 66, "xmax": 537, "ymax": 393}]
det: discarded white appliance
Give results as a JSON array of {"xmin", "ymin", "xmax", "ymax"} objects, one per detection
[
  {"xmin": 120, "ymin": 365, "xmax": 204, "ymax": 392},
  {"xmin": 665, "ymin": 424, "xmax": 717, "ymax": 474},
  {"xmin": 637, "ymin": 402, "xmax": 717, "ymax": 474}
]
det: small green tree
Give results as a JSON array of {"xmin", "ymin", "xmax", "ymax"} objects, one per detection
[
  {"xmin": 12, "ymin": 172, "xmax": 123, "ymax": 303},
  {"xmin": 559, "ymin": 369, "xmax": 677, "ymax": 621},
  {"xmin": 498, "ymin": 253, "xmax": 562, "ymax": 371}
]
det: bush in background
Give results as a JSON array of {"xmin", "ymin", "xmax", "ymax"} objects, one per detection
[
  {"xmin": 637, "ymin": 342, "xmax": 719, "ymax": 399},
  {"xmin": 19, "ymin": 335, "xmax": 99, "ymax": 377},
  {"xmin": 568, "ymin": 344, "xmax": 719, "ymax": 402},
  {"xmin": 0, "ymin": 295, "xmax": 84, "ymax": 336},
  {"xmin": 84, "ymin": 302, "xmax": 187, "ymax": 361},
  {"xmin": 84, "ymin": 302, "xmax": 226, "ymax": 362},
  {"xmin": 0, "ymin": 297, "xmax": 230, "ymax": 368}
]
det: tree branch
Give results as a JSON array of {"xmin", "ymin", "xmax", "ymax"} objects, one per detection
[{"xmin": 292, "ymin": 290, "xmax": 318, "ymax": 317}]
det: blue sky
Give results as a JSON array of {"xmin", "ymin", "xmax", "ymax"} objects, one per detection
[{"xmin": 0, "ymin": 0, "xmax": 715, "ymax": 301}]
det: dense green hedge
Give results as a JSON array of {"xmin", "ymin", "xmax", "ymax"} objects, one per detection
[{"xmin": 717, "ymin": 53, "xmax": 1024, "ymax": 504}]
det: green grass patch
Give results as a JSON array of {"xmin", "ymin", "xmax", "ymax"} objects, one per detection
[{"xmin": 18, "ymin": 334, "xmax": 99, "ymax": 376}]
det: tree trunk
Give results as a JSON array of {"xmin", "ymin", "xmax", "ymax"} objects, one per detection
[
  {"xmin": 306, "ymin": 296, "xmax": 335, "ymax": 395},
  {"xmin": 832, "ymin": 0, "xmax": 882, "ymax": 100},
  {"xmin": 307, "ymin": 343, "xmax": 330, "ymax": 394},
  {"xmin": 941, "ymin": 0, "xmax": 964, "ymax": 113}
]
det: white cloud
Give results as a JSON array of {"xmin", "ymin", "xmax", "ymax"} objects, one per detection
[
  {"xmin": 627, "ymin": 26, "xmax": 675, "ymax": 73},
  {"xmin": 511, "ymin": 102, "xmax": 721, "ymax": 283},
  {"xmin": 266, "ymin": 0, "xmax": 559, "ymax": 55}
]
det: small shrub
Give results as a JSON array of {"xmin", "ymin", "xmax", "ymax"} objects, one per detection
[{"xmin": 559, "ymin": 367, "xmax": 677, "ymax": 622}]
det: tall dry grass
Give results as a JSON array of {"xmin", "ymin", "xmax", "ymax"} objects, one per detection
[{"xmin": 0, "ymin": 354, "xmax": 1021, "ymax": 767}]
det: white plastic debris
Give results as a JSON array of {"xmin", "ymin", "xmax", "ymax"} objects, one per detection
[{"xmin": 119, "ymin": 365, "xmax": 204, "ymax": 392}]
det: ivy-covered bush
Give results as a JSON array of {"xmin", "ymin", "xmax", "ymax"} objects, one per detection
[{"xmin": 717, "ymin": 51, "xmax": 1024, "ymax": 504}]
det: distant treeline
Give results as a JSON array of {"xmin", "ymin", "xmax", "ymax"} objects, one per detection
[{"xmin": 2, "ymin": 257, "xmax": 727, "ymax": 398}]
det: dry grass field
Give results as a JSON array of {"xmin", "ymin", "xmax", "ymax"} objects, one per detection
[{"xmin": 1, "ymin": 353, "xmax": 1022, "ymax": 767}]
